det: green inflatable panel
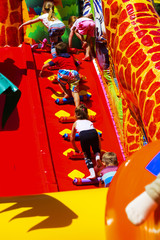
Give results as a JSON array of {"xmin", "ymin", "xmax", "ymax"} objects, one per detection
[
  {"xmin": 24, "ymin": 0, "xmax": 81, "ymax": 47},
  {"xmin": 0, "ymin": 73, "xmax": 21, "ymax": 128}
]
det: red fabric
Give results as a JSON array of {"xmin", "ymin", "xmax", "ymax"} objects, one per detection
[{"xmin": 50, "ymin": 54, "xmax": 77, "ymax": 70}]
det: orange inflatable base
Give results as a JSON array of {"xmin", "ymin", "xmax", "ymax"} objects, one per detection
[{"xmin": 105, "ymin": 140, "xmax": 160, "ymax": 240}]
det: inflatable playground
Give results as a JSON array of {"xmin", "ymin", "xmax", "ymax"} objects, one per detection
[{"xmin": 1, "ymin": 0, "xmax": 160, "ymax": 239}]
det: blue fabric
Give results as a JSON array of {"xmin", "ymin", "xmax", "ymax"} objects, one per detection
[{"xmin": 48, "ymin": 22, "xmax": 65, "ymax": 37}]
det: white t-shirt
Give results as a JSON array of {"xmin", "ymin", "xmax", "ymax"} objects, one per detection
[
  {"xmin": 71, "ymin": 17, "xmax": 93, "ymax": 31},
  {"xmin": 38, "ymin": 13, "xmax": 63, "ymax": 28},
  {"xmin": 75, "ymin": 119, "xmax": 94, "ymax": 133}
]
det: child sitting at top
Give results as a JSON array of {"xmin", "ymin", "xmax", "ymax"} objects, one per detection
[
  {"xmin": 95, "ymin": 151, "xmax": 118, "ymax": 187},
  {"xmin": 68, "ymin": 13, "xmax": 95, "ymax": 61},
  {"xmin": 39, "ymin": 42, "xmax": 80, "ymax": 107}
]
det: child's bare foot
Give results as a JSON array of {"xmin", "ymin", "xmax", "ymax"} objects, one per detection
[
  {"xmin": 63, "ymin": 94, "xmax": 70, "ymax": 98},
  {"xmin": 31, "ymin": 44, "xmax": 38, "ymax": 50},
  {"xmin": 82, "ymin": 56, "xmax": 91, "ymax": 61},
  {"xmin": 82, "ymin": 41, "xmax": 87, "ymax": 49}
]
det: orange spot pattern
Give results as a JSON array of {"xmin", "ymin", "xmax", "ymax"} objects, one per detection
[
  {"xmin": 0, "ymin": 0, "xmax": 22, "ymax": 46},
  {"xmin": 102, "ymin": 0, "xmax": 160, "ymax": 155}
]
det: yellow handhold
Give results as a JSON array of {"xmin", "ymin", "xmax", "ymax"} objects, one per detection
[
  {"xmin": 44, "ymin": 59, "xmax": 52, "ymax": 64},
  {"xmin": 68, "ymin": 170, "xmax": 85, "ymax": 180},
  {"xmin": 55, "ymin": 110, "xmax": 70, "ymax": 118},
  {"xmin": 63, "ymin": 148, "xmax": 74, "ymax": 156},
  {"xmin": 59, "ymin": 129, "xmax": 71, "ymax": 136},
  {"xmin": 51, "ymin": 92, "xmax": 63, "ymax": 99},
  {"xmin": 88, "ymin": 109, "xmax": 96, "ymax": 116}
]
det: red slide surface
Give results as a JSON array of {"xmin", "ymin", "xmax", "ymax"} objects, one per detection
[{"xmin": 0, "ymin": 43, "xmax": 124, "ymax": 197}]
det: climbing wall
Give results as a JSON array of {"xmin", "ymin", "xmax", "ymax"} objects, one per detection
[
  {"xmin": 0, "ymin": 42, "xmax": 124, "ymax": 196},
  {"xmin": 33, "ymin": 46, "xmax": 125, "ymax": 191}
]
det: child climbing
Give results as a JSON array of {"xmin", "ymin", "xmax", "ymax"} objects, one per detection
[
  {"xmin": 95, "ymin": 152, "xmax": 118, "ymax": 187},
  {"xmin": 39, "ymin": 42, "xmax": 80, "ymax": 107},
  {"xmin": 19, "ymin": 1, "xmax": 66, "ymax": 58},
  {"xmin": 125, "ymin": 174, "xmax": 160, "ymax": 225},
  {"xmin": 70, "ymin": 104, "xmax": 102, "ymax": 179},
  {"xmin": 68, "ymin": 13, "xmax": 95, "ymax": 61}
]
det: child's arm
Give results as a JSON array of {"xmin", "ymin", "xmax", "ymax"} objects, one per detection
[
  {"xmin": 68, "ymin": 28, "xmax": 75, "ymax": 48},
  {"xmin": 19, "ymin": 18, "xmax": 41, "ymax": 30},
  {"xmin": 74, "ymin": 29, "xmax": 84, "ymax": 43},
  {"xmin": 70, "ymin": 122, "xmax": 80, "ymax": 152},
  {"xmin": 39, "ymin": 62, "xmax": 50, "ymax": 77}
]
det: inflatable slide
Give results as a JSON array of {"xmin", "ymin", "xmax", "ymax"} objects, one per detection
[
  {"xmin": 1, "ymin": 0, "xmax": 160, "ymax": 239},
  {"xmin": 0, "ymin": 0, "xmax": 125, "ymax": 239},
  {"xmin": 0, "ymin": 42, "xmax": 124, "ymax": 196}
]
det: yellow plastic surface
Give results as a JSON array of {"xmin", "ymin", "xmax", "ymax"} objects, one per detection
[{"xmin": 0, "ymin": 188, "xmax": 108, "ymax": 240}]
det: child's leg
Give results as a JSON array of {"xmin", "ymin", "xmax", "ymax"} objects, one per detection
[
  {"xmin": 82, "ymin": 36, "xmax": 94, "ymax": 61},
  {"xmin": 95, "ymin": 152, "xmax": 102, "ymax": 168},
  {"xmin": 50, "ymin": 43, "xmax": 57, "ymax": 59},
  {"xmin": 57, "ymin": 70, "xmax": 72, "ymax": 98},
  {"xmin": 49, "ymin": 36, "xmax": 59, "ymax": 58},
  {"xmin": 125, "ymin": 174, "xmax": 160, "ymax": 225},
  {"xmin": 31, "ymin": 38, "xmax": 48, "ymax": 50},
  {"xmin": 69, "ymin": 71, "xmax": 80, "ymax": 107},
  {"xmin": 74, "ymin": 30, "xmax": 87, "ymax": 48},
  {"xmin": 71, "ymin": 92, "xmax": 80, "ymax": 108},
  {"xmin": 58, "ymin": 83, "xmax": 70, "ymax": 98},
  {"xmin": 31, "ymin": 43, "xmax": 38, "ymax": 50},
  {"xmin": 91, "ymin": 130, "xmax": 102, "ymax": 167},
  {"xmin": 82, "ymin": 45, "xmax": 91, "ymax": 61},
  {"xmin": 80, "ymin": 131, "xmax": 96, "ymax": 179},
  {"xmin": 85, "ymin": 158, "xmax": 96, "ymax": 179}
]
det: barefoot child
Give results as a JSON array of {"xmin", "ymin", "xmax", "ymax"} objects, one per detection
[
  {"xmin": 70, "ymin": 104, "xmax": 102, "ymax": 179},
  {"xmin": 39, "ymin": 42, "xmax": 80, "ymax": 107},
  {"xmin": 68, "ymin": 14, "xmax": 95, "ymax": 61}
]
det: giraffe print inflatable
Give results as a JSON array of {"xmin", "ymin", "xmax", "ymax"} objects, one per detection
[
  {"xmin": 102, "ymin": 0, "xmax": 160, "ymax": 154},
  {"xmin": 0, "ymin": 0, "xmax": 22, "ymax": 47}
]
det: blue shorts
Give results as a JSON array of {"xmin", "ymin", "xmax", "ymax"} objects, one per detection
[
  {"xmin": 48, "ymin": 22, "xmax": 66, "ymax": 38},
  {"xmin": 57, "ymin": 69, "xmax": 80, "ymax": 93},
  {"xmin": 49, "ymin": 22, "xmax": 65, "ymax": 58}
]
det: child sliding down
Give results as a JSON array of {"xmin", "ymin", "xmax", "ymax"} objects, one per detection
[{"xmin": 125, "ymin": 174, "xmax": 160, "ymax": 225}]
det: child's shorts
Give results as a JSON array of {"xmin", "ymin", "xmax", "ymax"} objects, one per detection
[
  {"xmin": 57, "ymin": 69, "xmax": 80, "ymax": 93},
  {"xmin": 77, "ymin": 20, "xmax": 95, "ymax": 37},
  {"xmin": 48, "ymin": 22, "xmax": 66, "ymax": 38}
]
